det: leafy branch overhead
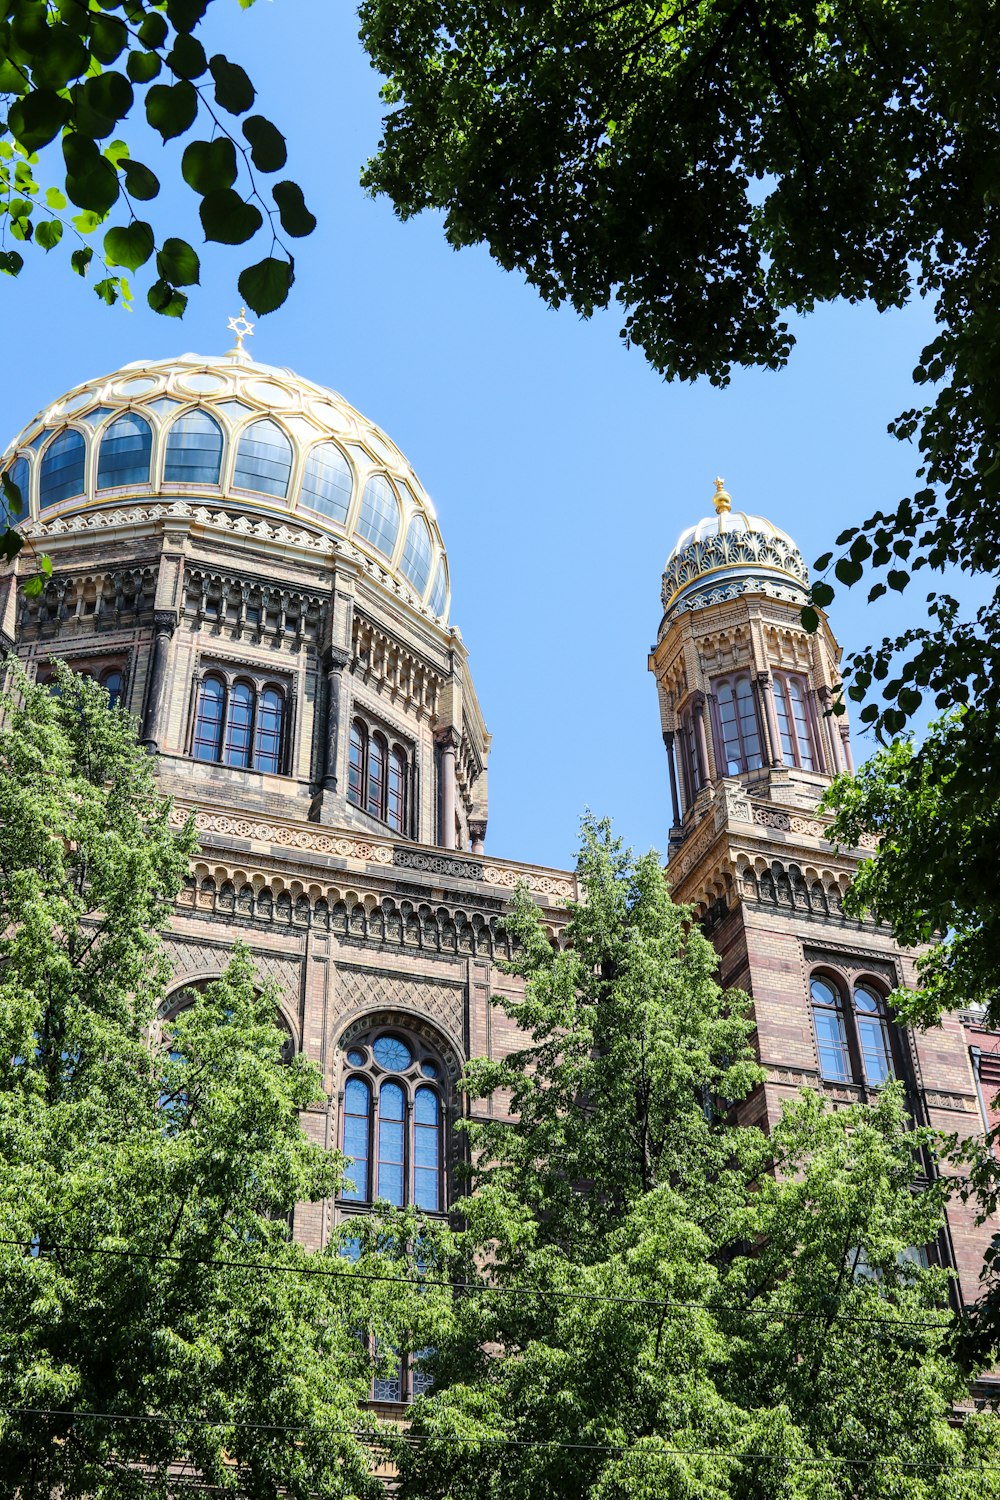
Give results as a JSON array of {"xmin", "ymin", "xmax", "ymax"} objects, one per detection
[{"xmin": 0, "ymin": 0, "xmax": 316, "ymax": 318}]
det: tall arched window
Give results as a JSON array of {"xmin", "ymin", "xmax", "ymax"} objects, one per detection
[
  {"xmin": 192, "ymin": 674, "xmax": 225, "ymax": 761},
  {"xmin": 254, "ymin": 687, "xmax": 284, "ymax": 774},
  {"xmin": 387, "ymin": 748, "xmax": 406, "ymax": 834},
  {"xmin": 164, "ymin": 408, "xmax": 224, "ymax": 485},
  {"xmin": 224, "ymin": 681, "xmax": 254, "ymax": 768},
  {"xmin": 233, "ymin": 419, "xmax": 293, "ymax": 498},
  {"xmin": 811, "ymin": 971, "xmax": 896, "ymax": 1087},
  {"xmin": 400, "ymin": 514, "xmax": 433, "ymax": 594},
  {"xmin": 300, "ymin": 441, "xmax": 353, "ymax": 523},
  {"xmin": 377, "ymin": 1081, "xmax": 406, "ymax": 1206},
  {"xmin": 854, "ymin": 985, "xmax": 894, "ymax": 1085},
  {"xmin": 366, "ymin": 734, "xmax": 386, "ymax": 819},
  {"xmin": 413, "ymin": 1087, "xmax": 441, "ymax": 1210},
  {"xmin": 714, "ymin": 674, "xmax": 763, "ymax": 775},
  {"xmin": 101, "ymin": 668, "xmax": 124, "ymax": 709},
  {"xmin": 810, "ymin": 976, "xmax": 850, "ymax": 1082},
  {"xmin": 39, "ymin": 429, "xmax": 86, "ymax": 509},
  {"xmin": 356, "ymin": 474, "xmax": 400, "ymax": 557},
  {"xmin": 773, "ymin": 673, "xmax": 816, "ymax": 770},
  {"xmin": 348, "ymin": 719, "xmax": 365, "ymax": 806},
  {"xmin": 337, "ymin": 1028, "xmax": 445, "ymax": 1212},
  {"xmin": 347, "ymin": 716, "xmax": 411, "ymax": 834},
  {"xmin": 97, "ymin": 412, "xmax": 152, "ymax": 490},
  {"xmin": 342, "ymin": 1077, "xmax": 371, "ymax": 1202}
]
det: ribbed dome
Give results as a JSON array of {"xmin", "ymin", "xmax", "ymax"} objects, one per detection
[
  {"xmin": 662, "ymin": 504, "xmax": 808, "ymax": 619},
  {"xmin": 1, "ymin": 350, "xmax": 450, "ymax": 622}
]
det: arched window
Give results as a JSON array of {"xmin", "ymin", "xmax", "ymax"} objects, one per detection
[
  {"xmin": 39, "ymin": 429, "xmax": 86, "ymax": 509},
  {"xmin": 97, "ymin": 412, "xmax": 152, "ymax": 490},
  {"xmin": 2, "ymin": 455, "xmax": 29, "ymax": 523},
  {"xmin": 387, "ymin": 748, "xmax": 406, "ymax": 834},
  {"xmin": 773, "ymin": 673, "xmax": 815, "ymax": 770},
  {"xmin": 223, "ymin": 681, "xmax": 254, "ymax": 768},
  {"xmin": 192, "ymin": 675, "xmax": 225, "ymax": 761},
  {"xmin": 101, "ymin": 668, "xmax": 124, "ymax": 709},
  {"xmin": 714, "ymin": 674, "xmax": 763, "ymax": 775},
  {"xmin": 811, "ymin": 976, "xmax": 850, "ymax": 1082},
  {"xmin": 164, "ymin": 408, "xmax": 224, "ymax": 485},
  {"xmin": 254, "ymin": 687, "xmax": 284, "ymax": 774},
  {"xmin": 367, "ymin": 734, "xmax": 386, "ymax": 819},
  {"xmin": 356, "ymin": 474, "xmax": 400, "ymax": 557},
  {"xmin": 854, "ymin": 985, "xmax": 894, "ymax": 1085},
  {"xmin": 428, "ymin": 557, "xmax": 448, "ymax": 617},
  {"xmin": 400, "ymin": 514, "xmax": 433, "ymax": 594},
  {"xmin": 233, "ymin": 419, "xmax": 293, "ymax": 499},
  {"xmin": 337, "ymin": 1028, "xmax": 446, "ymax": 1213},
  {"xmin": 348, "ymin": 719, "xmax": 365, "ymax": 807},
  {"xmin": 300, "ymin": 442, "xmax": 353, "ymax": 523}
]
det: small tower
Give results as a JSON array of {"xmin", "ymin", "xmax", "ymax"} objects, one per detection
[{"xmin": 649, "ymin": 481, "xmax": 991, "ymax": 1303}]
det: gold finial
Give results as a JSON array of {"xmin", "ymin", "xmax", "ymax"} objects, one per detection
[
  {"xmin": 226, "ymin": 307, "xmax": 255, "ymax": 359},
  {"xmin": 713, "ymin": 476, "xmax": 732, "ymax": 514}
]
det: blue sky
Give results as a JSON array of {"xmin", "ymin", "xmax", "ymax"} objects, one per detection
[{"xmin": 1, "ymin": 2, "xmax": 960, "ymax": 872}]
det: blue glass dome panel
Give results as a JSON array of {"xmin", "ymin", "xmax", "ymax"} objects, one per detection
[
  {"xmin": 300, "ymin": 442, "xmax": 353, "ymax": 523},
  {"xmin": 2, "ymin": 455, "xmax": 29, "ymax": 524},
  {"xmin": 400, "ymin": 514, "xmax": 432, "ymax": 594},
  {"xmin": 163, "ymin": 409, "xmax": 224, "ymax": 485},
  {"xmin": 97, "ymin": 412, "xmax": 152, "ymax": 490},
  {"xmin": 357, "ymin": 474, "xmax": 400, "ymax": 558},
  {"xmin": 233, "ymin": 418, "xmax": 292, "ymax": 498},
  {"xmin": 428, "ymin": 558, "xmax": 447, "ymax": 617},
  {"xmin": 39, "ymin": 429, "xmax": 86, "ymax": 509}
]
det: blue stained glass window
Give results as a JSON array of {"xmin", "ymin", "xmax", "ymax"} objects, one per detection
[
  {"xmin": 224, "ymin": 682, "xmax": 254, "ymax": 768},
  {"xmin": 2, "ymin": 456, "xmax": 29, "ymax": 524},
  {"xmin": 400, "ymin": 514, "xmax": 433, "ymax": 594},
  {"xmin": 164, "ymin": 409, "xmax": 224, "ymax": 485},
  {"xmin": 372, "ymin": 1339, "xmax": 402, "ymax": 1403},
  {"xmin": 413, "ymin": 1087, "xmax": 440, "ymax": 1211},
  {"xmin": 357, "ymin": 474, "xmax": 400, "ymax": 557},
  {"xmin": 192, "ymin": 676, "xmax": 225, "ymax": 761},
  {"xmin": 300, "ymin": 442, "xmax": 353, "ymax": 523},
  {"xmin": 97, "ymin": 412, "xmax": 152, "ymax": 490},
  {"xmin": 373, "ymin": 1035, "xmax": 412, "ymax": 1072},
  {"xmin": 428, "ymin": 558, "xmax": 447, "ymax": 616},
  {"xmin": 410, "ymin": 1348, "xmax": 435, "ymax": 1399},
  {"xmin": 233, "ymin": 418, "xmax": 293, "ymax": 498},
  {"xmin": 342, "ymin": 1076, "xmax": 371, "ymax": 1202},
  {"xmin": 39, "ymin": 429, "xmax": 86, "ymax": 509},
  {"xmin": 254, "ymin": 686, "xmax": 284, "ymax": 774},
  {"xmin": 377, "ymin": 1081, "xmax": 405, "ymax": 1206}
]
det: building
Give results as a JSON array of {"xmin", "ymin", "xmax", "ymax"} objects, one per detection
[{"xmin": 0, "ymin": 342, "xmax": 995, "ymax": 1377}]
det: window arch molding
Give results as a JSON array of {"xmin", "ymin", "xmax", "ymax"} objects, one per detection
[
  {"xmin": 189, "ymin": 664, "xmax": 290, "ymax": 775},
  {"xmin": 809, "ymin": 966, "xmax": 897, "ymax": 1088}
]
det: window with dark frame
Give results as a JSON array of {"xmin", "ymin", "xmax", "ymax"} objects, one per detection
[
  {"xmin": 772, "ymin": 672, "xmax": 816, "ymax": 770},
  {"xmin": 713, "ymin": 674, "xmax": 764, "ymax": 775},
  {"xmin": 191, "ymin": 670, "xmax": 288, "ymax": 774},
  {"xmin": 339, "ymin": 1028, "xmax": 445, "ymax": 1215},
  {"xmin": 810, "ymin": 970, "xmax": 896, "ymax": 1087},
  {"xmin": 346, "ymin": 715, "xmax": 411, "ymax": 835}
]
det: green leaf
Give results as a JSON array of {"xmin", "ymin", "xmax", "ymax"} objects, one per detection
[
  {"xmin": 834, "ymin": 558, "xmax": 864, "ymax": 587},
  {"xmin": 199, "ymin": 188, "xmax": 263, "ymax": 245},
  {"xmin": 167, "ymin": 0, "xmax": 210, "ymax": 33},
  {"xmin": 63, "ymin": 133, "xmax": 120, "ymax": 215},
  {"xmin": 799, "ymin": 605, "xmax": 820, "ymax": 634},
  {"xmin": 147, "ymin": 278, "xmax": 188, "ymax": 317},
  {"xmin": 867, "ymin": 583, "xmax": 887, "ymax": 602},
  {"xmin": 137, "ymin": 13, "xmax": 169, "ymax": 48},
  {"xmin": 208, "ymin": 54, "xmax": 255, "ymax": 115},
  {"xmin": 104, "ymin": 140, "xmax": 131, "ymax": 169},
  {"xmin": 23, "ymin": 573, "xmax": 44, "ymax": 598},
  {"xmin": 181, "ymin": 138, "xmax": 237, "ymax": 195},
  {"xmin": 887, "ymin": 570, "xmax": 910, "ymax": 592},
  {"xmin": 71, "ymin": 209, "xmax": 102, "ymax": 235},
  {"xmin": 167, "ymin": 33, "xmax": 207, "ymax": 80},
  {"xmin": 35, "ymin": 219, "xmax": 63, "ymax": 252},
  {"xmin": 146, "ymin": 81, "xmax": 199, "ymax": 141},
  {"xmin": 859, "ymin": 704, "xmax": 879, "ymax": 724},
  {"xmin": 242, "ymin": 115, "xmax": 287, "ymax": 172},
  {"xmin": 2, "ymin": 470, "xmax": 24, "ymax": 516},
  {"xmin": 0, "ymin": 526, "xmax": 24, "ymax": 562},
  {"xmin": 271, "ymin": 180, "xmax": 316, "ymax": 238},
  {"xmin": 238, "ymin": 255, "xmax": 294, "ymax": 315},
  {"xmin": 90, "ymin": 15, "xmax": 128, "ymax": 65},
  {"xmin": 127, "ymin": 51, "xmax": 162, "ymax": 85},
  {"xmin": 39, "ymin": 555, "xmax": 53, "ymax": 579},
  {"xmin": 71, "ymin": 246, "xmax": 93, "ymax": 277},
  {"xmin": 29, "ymin": 25, "xmax": 89, "ymax": 88},
  {"xmin": 72, "ymin": 73, "xmax": 134, "ymax": 140},
  {"xmin": 45, "ymin": 186, "xmax": 68, "ymax": 211},
  {"xmin": 811, "ymin": 581, "xmax": 834, "ymax": 608},
  {"xmin": 7, "ymin": 91, "xmax": 72, "ymax": 152},
  {"xmin": 104, "ymin": 221, "xmax": 155, "ymax": 272},
  {"xmin": 120, "ymin": 160, "xmax": 160, "ymax": 202},
  {"xmin": 93, "ymin": 276, "xmax": 121, "ymax": 307},
  {"xmin": 156, "ymin": 237, "xmax": 200, "ymax": 286},
  {"xmin": 0, "ymin": 251, "xmax": 23, "ymax": 277}
]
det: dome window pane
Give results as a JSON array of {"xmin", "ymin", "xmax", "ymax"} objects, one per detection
[
  {"xmin": 2, "ymin": 456, "xmax": 29, "ymax": 524},
  {"xmin": 428, "ymin": 558, "xmax": 447, "ymax": 616},
  {"xmin": 39, "ymin": 429, "xmax": 86, "ymax": 509},
  {"xmin": 164, "ymin": 409, "xmax": 224, "ymax": 485},
  {"xmin": 233, "ymin": 418, "xmax": 293, "ymax": 499},
  {"xmin": 97, "ymin": 412, "xmax": 152, "ymax": 490},
  {"xmin": 400, "ymin": 514, "xmax": 433, "ymax": 594},
  {"xmin": 300, "ymin": 441, "xmax": 352, "ymax": 523},
  {"xmin": 356, "ymin": 474, "xmax": 400, "ymax": 558}
]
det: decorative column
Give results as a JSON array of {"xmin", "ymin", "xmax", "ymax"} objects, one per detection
[
  {"xmin": 694, "ymin": 696, "xmax": 713, "ymax": 789},
  {"xmin": 663, "ymin": 731, "xmax": 681, "ymax": 828},
  {"xmin": 758, "ymin": 672, "xmax": 783, "ymax": 767},
  {"xmin": 322, "ymin": 645, "xmax": 351, "ymax": 791},
  {"xmin": 435, "ymin": 726, "xmax": 460, "ymax": 850},
  {"xmin": 140, "ymin": 610, "xmax": 177, "ymax": 752},
  {"xmin": 817, "ymin": 686, "xmax": 844, "ymax": 773},
  {"xmin": 469, "ymin": 818, "xmax": 487, "ymax": 856}
]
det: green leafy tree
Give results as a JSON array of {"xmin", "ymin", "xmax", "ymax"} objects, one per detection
[
  {"xmin": 359, "ymin": 0, "xmax": 999, "ymax": 734},
  {"xmin": 0, "ymin": 660, "xmax": 399, "ymax": 1498},
  {"xmin": 387, "ymin": 819, "xmax": 1000, "ymax": 1499}
]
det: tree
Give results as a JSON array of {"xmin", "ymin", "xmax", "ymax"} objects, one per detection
[
  {"xmin": 358, "ymin": 0, "xmax": 1000, "ymax": 734},
  {"xmin": 0, "ymin": 660, "xmax": 400, "ymax": 1498},
  {"xmin": 386, "ymin": 819, "xmax": 1000, "ymax": 1498}
]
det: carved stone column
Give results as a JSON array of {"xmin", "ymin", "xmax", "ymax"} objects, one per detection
[
  {"xmin": 435, "ymin": 726, "xmax": 460, "ymax": 850},
  {"xmin": 694, "ymin": 696, "xmax": 713, "ymax": 789},
  {"xmin": 140, "ymin": 610, "xmax": 177, "ymax": 752},
  {"xmin": 469, "ymin": 818, "xmax": 487, "ymax": 857},
  {"xmin": 663, "ymin": 731, "xmax": 681, "ymax": 828},
  {"xmin": 817, "ymin": 686, "xmax": 844, "ymax": 773},
  {"xmin": 322, "ymin": 645, "xmax": 351, "ymax": 791},
  {"xmin": 758, "ymin": 672, "xmax": 783, "ymax": 767}
]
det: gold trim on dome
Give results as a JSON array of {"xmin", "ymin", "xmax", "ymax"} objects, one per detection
[{"xmin": 662, "ymin": 561, "xmax": 809, "ymax": 614}]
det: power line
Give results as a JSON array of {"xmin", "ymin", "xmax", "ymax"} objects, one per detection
[
  {"xmin": 0, "ymin": 1236, "xmax": 954, "ymax": 1331},
  {"xmin": 3, "ymin": 1408, "xmax": 998, "ymax": 1472}
]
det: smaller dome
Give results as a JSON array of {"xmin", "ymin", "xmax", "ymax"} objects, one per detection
[{"xmin": 662, "ymin": 487, "xmax": 809, "ymax": 619}]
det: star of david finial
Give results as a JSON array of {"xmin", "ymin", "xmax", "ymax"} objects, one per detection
[{"xmin": 226, "ymin": 307, "xmax": 255, "ymax": 358}]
